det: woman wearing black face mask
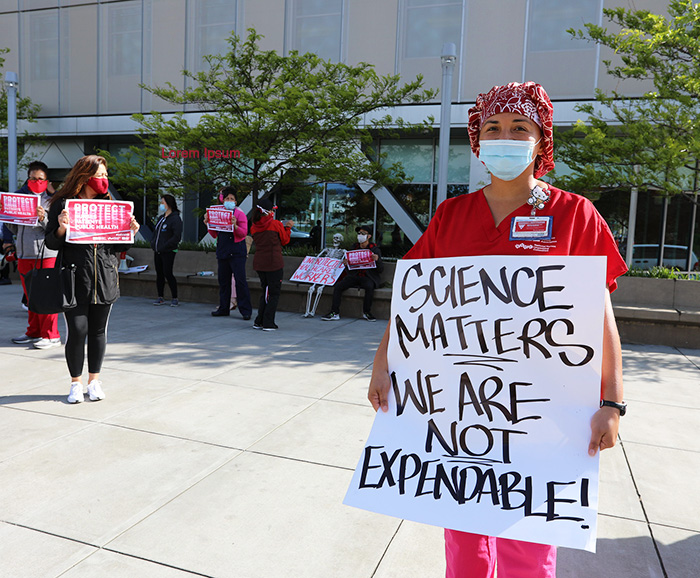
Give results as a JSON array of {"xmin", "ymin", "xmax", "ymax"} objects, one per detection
[
  {"xmin": 151, "ymin": 194, "xmax": 182, "ymax": 307},
  {"xmin": 45, "ymin": 155, "xmax": 140, "ymax": 404}
]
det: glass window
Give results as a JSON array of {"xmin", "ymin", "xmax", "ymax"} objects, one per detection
[
  {"xmin": 435, "ymin": 138, "xmax": 470, "ymax": 183},
  {"xmin": 527, "ymin": 0, "xmax": 601, "ymax": 52},
  {"xmin": 290, "ymin": 0, "xmax": 343, "ymax": 62},
  {"xmin": 20, "ymin": 0, "xmax": 58, "ymax": 9},
  {"xmin": 108, "ymin": 2, "xmax": 141, "ymax": 76},
  {"xmin": 21, "ymin": 9, "xmax": 60, "ymax": 115},
  {"xmin": 100, "ymin": 0, "xmax": 146, "ymax": 113},
  {"xmin": 380, "ymin": 139, "xmax": 434, "ymax": 183},
  {"xmin": 403, "ymin": 0, "xmax": 462, "ymax": 59},
  {"xmin": 29, "ymin": 10, "xmax": 59, "ymax": 81},
  {"xmin": 192, "ymin": 0, "xmax": 236, "ymax": 71},
  {"xmin": 59, "ymin": 3, "xmax": 99, "ymax": 116},
  {"xmin": 395, "ymin": 183, "xmax": 432, "ymax": 227}
]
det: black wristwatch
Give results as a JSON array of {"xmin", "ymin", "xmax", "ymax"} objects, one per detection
[{"xmin": 600, "ymin": 400, "xmax": 627, "ymax": 416}]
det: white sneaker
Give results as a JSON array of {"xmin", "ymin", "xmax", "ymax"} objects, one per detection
[
  {"xmin": 67, "ymin": 382, "xmax": 84, "ymax": 404},
  {"xmin": 33, "ymin": 337, "xmax": 62, "ymax": 349},
  {"xmin": 87, "ymin": 380, "xmax": 105, "ymax": 401}
]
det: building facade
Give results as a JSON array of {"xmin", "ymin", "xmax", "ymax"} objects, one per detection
[{"xmin": 1, "ymin": 0, "xmax": 696, "ymax": 268}]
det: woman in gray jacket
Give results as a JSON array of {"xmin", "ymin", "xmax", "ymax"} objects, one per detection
[{"xmin": 3, "ymin": 161, "xmax": 62, "ymax": 349}]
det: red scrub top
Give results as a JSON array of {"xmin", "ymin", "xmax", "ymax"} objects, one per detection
[{"xmin": 405, "ymin": 187, "xmax": 628, "ymax": 292}]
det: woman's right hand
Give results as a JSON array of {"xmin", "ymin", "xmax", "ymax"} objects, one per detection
[
  {"xmin": 57, "ymin": 209, "xmax": 69, "ymax": 237},
  {"xmin": 203, "ymin": 213, "xmax": 209, "ymax": 225}
]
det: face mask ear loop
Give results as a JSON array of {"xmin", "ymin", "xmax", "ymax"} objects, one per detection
[{"xmin": 531, "ymin": 138, "xmax": 542, "ymax": 163}]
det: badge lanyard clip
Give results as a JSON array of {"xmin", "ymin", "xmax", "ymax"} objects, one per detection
[{"xmin": 527, "ymin": 184, "xmax": 550, "ymax": 216}]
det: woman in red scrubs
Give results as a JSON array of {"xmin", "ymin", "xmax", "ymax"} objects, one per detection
[{"xmin": 367, "ymin": 82, "xmax": 627, "ymax": 578}]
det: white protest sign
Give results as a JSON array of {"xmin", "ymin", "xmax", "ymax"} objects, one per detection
[
  {"xmin": 290, "ymin": 256, "xmax": 344, "ymax": 286},
  {"xmin": 344, "ymin": 255, "xmax": 607, "ymax": 552}
]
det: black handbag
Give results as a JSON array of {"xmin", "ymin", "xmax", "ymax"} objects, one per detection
[{"xmin": 23, "ymin": 244, "xmax": 77, "ymax": 314}]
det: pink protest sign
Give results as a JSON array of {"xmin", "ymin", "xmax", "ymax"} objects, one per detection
[
  {"xmin": 65, "ymin": 199, "xmax": 134, "ymax": 244},
  {"xmin": 346, "ymin": 249, "xmax": 376, "ymax": 270},
  {"xmin": 290, "ymin": 256, "xmax": 345, "ymax": 286},
  {"xmin": 0, "ymin": 192, "xmax": 39, "ymax": 226},
  {"xmin": 206, "ymin": 206, "xmax": 234, "ymax": 233}
]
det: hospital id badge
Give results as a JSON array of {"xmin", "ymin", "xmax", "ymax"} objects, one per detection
[{"xmin": 510, "ymin": 216, "xmax": 553, "ymax": 240}]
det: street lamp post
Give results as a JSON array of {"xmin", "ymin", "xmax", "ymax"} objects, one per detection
[
  {"xmin": 435, "ymin": 43, "xmax": 457, "ymax": 211},
  {"xmin": 5, "ymin": 71, "xmax": 18, "ymax": 192}
]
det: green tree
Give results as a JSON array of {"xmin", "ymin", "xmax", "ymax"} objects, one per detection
[
  {"xmin": 555, "ymin": 0, "xmax": 700, "ymax": 200},
  {"xmin": 0, "ymin": 48, "xmax": 42, "ymax": 190},
  {"xmin": 112, "ymin": 29, "xmax": 435, "ymax": 208}
]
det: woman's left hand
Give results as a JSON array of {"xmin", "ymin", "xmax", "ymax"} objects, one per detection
[
  {"xmin": 36, "ymin": 205, "xmax": 45, "ymax": 221},
  {"xmin": 130, "ymin": 216, "xmax": 140, "ymax": 233},
  {"xmin": 588, "ymin": 406, "xmax": 620, "ymax": 456}
]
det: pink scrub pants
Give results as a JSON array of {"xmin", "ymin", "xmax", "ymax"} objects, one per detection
[{"xmin": 445, "ymin": 530, "xmax": 557, "ymax": 578}]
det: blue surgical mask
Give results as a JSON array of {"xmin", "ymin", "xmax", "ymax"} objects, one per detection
[
  {"xmin": 223, "ymin": 201, "xmax": 236, "ymax": 210},
  {"xmin": 158, "ymin": 203, "xmax": 166, "ymax": 215},
  {"xmin": 478, "ymin": 139, "xmax": 540, "ymax": 181}
]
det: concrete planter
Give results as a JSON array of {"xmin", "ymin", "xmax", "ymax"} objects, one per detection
[
  {"xmin": 612, "ymin": 276, "xmax": 700, "ymax": 348},
  {"xmin": 120, "ymin": 248, "xmax": 397, "ymax": 319},
  {"xmin": 613, "ymin": 275, "xmax": 700, "ymax": 310},
  {"xmin": 119, "ymin": 251, "xmax": 700, "ymax": 344}
]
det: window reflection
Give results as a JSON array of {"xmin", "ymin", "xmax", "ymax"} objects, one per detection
[
  {"xmin": 29, "ymin": 10, "xmax": 58, "ymax": 81},
  {"xmin": 193, "ymin": 0, "xmax": 237, "ymax": 71},
  {"xmin": 528, "ymin": 0, "xmax": 601, "ymax": 52},
  {"xmin": 108, "ymin": 3, "xmax": 141, "ymax": 76},
  {"xmin": 290, "ymin": 0, "xmax": 343, "ymax": 62},
  {"xmin": 403, "ymin": 0, "xmax": 462, "ymax": 59}
]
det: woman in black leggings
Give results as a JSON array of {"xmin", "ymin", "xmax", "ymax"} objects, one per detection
[
  {"xmin": 151, "ymin": 194, "xmax": 182, "ymax": 306},
  {"xmin": 45, "ymin": 155, "xmax": 139, "ymax": 403}
]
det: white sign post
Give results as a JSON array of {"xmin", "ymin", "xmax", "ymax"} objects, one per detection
[{"xmin": 345, "ymin": 255, "xmax": 607, "ymax": 552}]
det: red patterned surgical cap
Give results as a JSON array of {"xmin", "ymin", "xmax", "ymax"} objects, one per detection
[{"xmin": 467, "ymin": 82, "xmax": 555, "ymax": 178}]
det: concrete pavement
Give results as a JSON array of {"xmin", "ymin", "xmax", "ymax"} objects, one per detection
[{"xmin": 0, "ymin": 281, "xmax": 698, "ymax": 578}]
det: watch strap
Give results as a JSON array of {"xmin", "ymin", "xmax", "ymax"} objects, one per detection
[{"xmin": 600, "ymin": 399, "xmax": 627, "ymax": 416}]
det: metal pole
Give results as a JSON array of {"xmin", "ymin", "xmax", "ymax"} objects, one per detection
[
  {"xmin": 625, "ymin": 187, "xmax": 638, "ymax": 266},
  {"xmin": 686, "ymin": 160, "xmax": 699, "ymax": 272},
  {"xmin": 658, "ymin": 195, "xmax": 669, "ymax": 267},
  {"xmin": 321, "ymin": 182, "xmax": 327, "ymax": 249},
  {"xmin": 373, "ymin": 195, "xmax": 378, "ymax": 244},
  {"xmin": 625, "ymin": 165, "xmax": 639, "ymax": 267},
  {"xmin": 435, "ymin": 43, "xmax": 457, "ymax": 210},
  {"xmin": 5, "ymin": 71, "xmax": 18, "ymax": 192}
]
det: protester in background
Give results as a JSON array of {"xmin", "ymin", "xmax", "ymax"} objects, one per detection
[
  {"xmin": 250, "ymin": 198, "xmax": 293, "ymax": 331},
  {"xmin": 1, "ymin": 226, "xmax": 15, "ymax": 284},
  {"xmin": 204, "ymin": 187, "xmax": 253, "ymax": 320},
  {"xmin": 309, "ymin": 219, "xmax": 322, "ymax": 251},
  {"xmin": 4, "ymin": 161, "xmax": 62, "ymax": 349},
  {"xmin": 151, "ymin": 194, "xmax": 183, "ymax": 307},
  {"xmin": 45, "ymin": 155, "xmax": 140, "ymax": 404},
  {"xmin": 367, "ymin": 82, "xmax": 628, "ymax": 578},
  {"xmin": 322, "ymin": 224, "xmax": 383, "ymax": 322}
]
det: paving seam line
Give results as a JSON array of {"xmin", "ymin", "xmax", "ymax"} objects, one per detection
[{"xmin": 619, "ymin": 438, "xmax": 669, "ymax": 578}]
